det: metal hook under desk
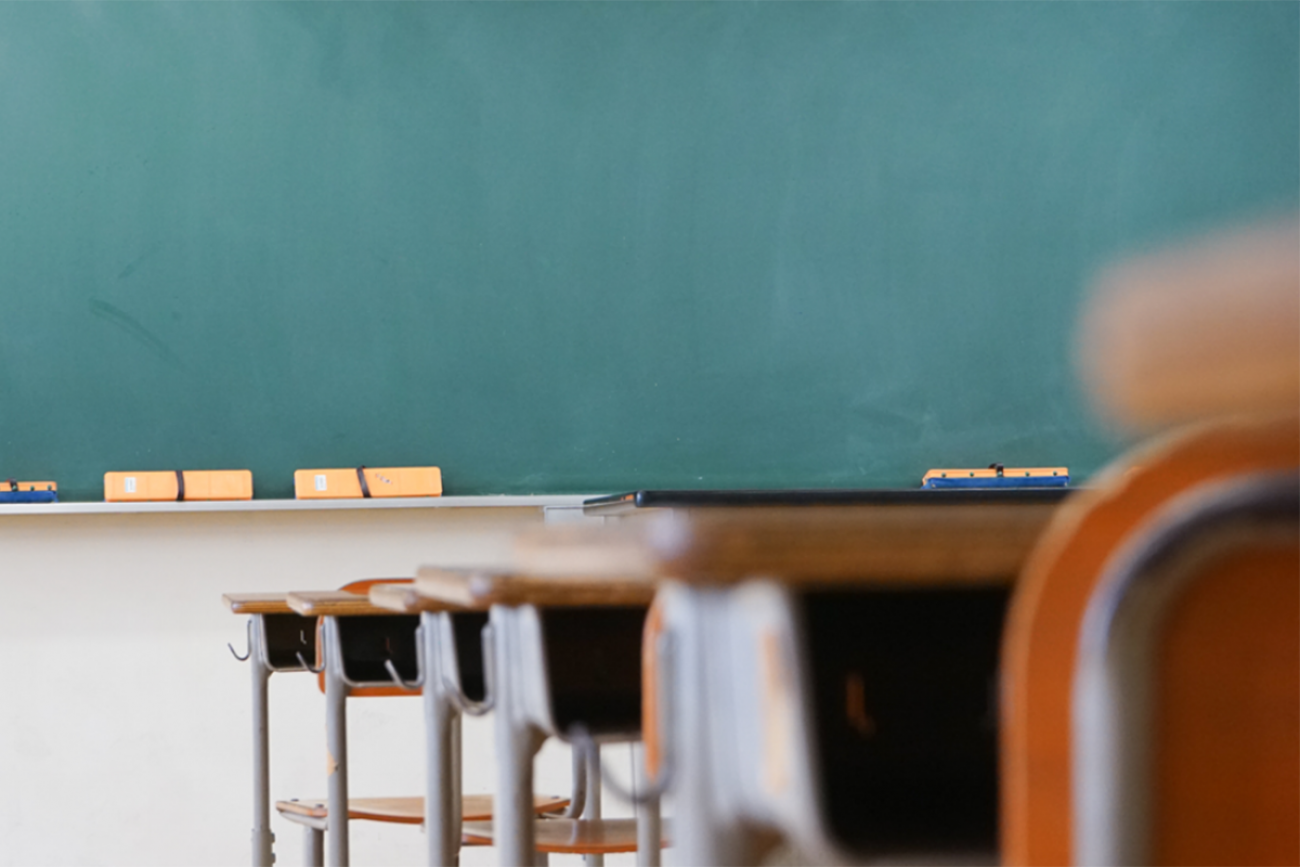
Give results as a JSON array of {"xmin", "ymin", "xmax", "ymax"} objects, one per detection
[
  {"xmin": 441, "ymin": 621, "xmax": 495, "ymax": 716},
  {"xmin": 227, "ymin": 620, "xmax": 252, "ymax": 662},
  {"xmin": 295, "ymin": 651, "xmax": 324, "ymax": 674},
  {"xmin": 383, "ymin": 658, "xmax": 421, "ymax": 691}
]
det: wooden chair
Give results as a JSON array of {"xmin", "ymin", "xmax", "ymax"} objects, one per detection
[
  {"xmin": 1002, "ymin": 418, "xmax": 1298, "ymax": 866},
  {"xmin": 1003, "ymin": 220, "xmax": 1299, "ymax": 866},
  {"xmin": 515, "ymin": 498, "xmax": 1064, "ymax": 865},
  {"xmin": 406, "ymin": 568, "xmax": 666, "ymax": 866}
]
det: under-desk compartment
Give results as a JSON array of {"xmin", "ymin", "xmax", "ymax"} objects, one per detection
[
  {"xmin": 541, "ymin": 606, "xmax": 648, "ymax": 736},
  {"xmin": 799, "ymin": 586, "xmax": 1008, "ymax": 858},
  {"xmin": 263, "ymin": 612, "xmax": 313, "ymax": 670},
  {"xmin": 336, "ymin": 615, "xmax": 420, "ymax": 684},
  {"xmin": 449, "ymin": 611, "xmax": 489, "ymax": 703}
]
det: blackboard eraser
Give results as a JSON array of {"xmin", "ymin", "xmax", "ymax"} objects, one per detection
[
  {"xmin": 922, "ymin": 466, "xmax": 1069, "ymax": 489},
  {"xmin": 0, "ymin": 480, "xmax": 58, "ymax": 503},
  {"xmin": 294, "ymin": 466, "xmax": 442, "ymax": 499},
  {"xmin": 105, "ymin": 470, "xmax": 253, "ymax": 501}
]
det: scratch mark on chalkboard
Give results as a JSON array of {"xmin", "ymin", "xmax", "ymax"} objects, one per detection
[
  {"xmin": 89, "ymin": 299, "xmax": 187, "ymax": 370},
  {"xmin": 117, "ymin": 242, "xmax": 163, "ymax": 280}
]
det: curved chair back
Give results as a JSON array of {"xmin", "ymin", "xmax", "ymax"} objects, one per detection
[{"xmin": 1002, "ymin": 416, "xmax": 1298, "ymax": 865}]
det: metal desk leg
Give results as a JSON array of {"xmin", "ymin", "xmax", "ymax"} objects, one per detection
[
  {"xmin": 493, "ymin": 606, "xmax": 544, "ymax": 867},
  {"xmin": 671, "ymin": 589, "xmax": 750, "ymax": 866},
  {"xmin": 582, "ymin": 745, "xmax": 604, "ymax": 867},
  {"xmin": 451, "ymin": 713, "xmax": 463, "ymax": 867},
  {"xmin": 249, "ymin": 615, "xmax": 276, "ymax": 867},
  {"xmin": 324, "ymin": 617, "xmax": 350, "ymax": 867},
  {"xmin": 421, "ymin": 612, "xmax": 458, "ymax": 867}
]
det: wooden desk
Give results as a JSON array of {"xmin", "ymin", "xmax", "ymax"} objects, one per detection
[
  {"xmin": 224, "ymin": 593, "xmax": 311, "ymax": 867},
  {"xmin": 224, "ymin": 593, "xmax": 297, "ymax": 615},
  {"xmin": 413, "ymin": 568, "xmax": 661, "ymax": 867},
  {"xmin": 416, "ymin": 568, "xmax": 656, "ymax": 608},
  {"xmin": 286, "ymin": 590, "xmax": 412, "ymax": 617},
  {"xmin": 521, "ymin": 500, "xmax": 1059, "ymax": 584},
  {"xmin": 531, "ymin": 497, "xmax": 1064, "ymax": 864}
]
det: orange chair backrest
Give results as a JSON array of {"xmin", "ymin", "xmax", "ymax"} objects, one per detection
[
  {"xmin": 1150, "ymin": 528, "xmax": 1297, "ymax": 865},
  {"xmin": 1001, "ymin": 414, "xmax": 1298, "ymax": 865},
  {"xmin": 642, "ymin": 597, "xmax": 665, "ymax": 779}
]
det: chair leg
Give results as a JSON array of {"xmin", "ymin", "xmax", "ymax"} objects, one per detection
[
  {"xmin": 582, "ymin": 744, "xmax": 604, "ymax": 867},
  {"xmin": 303, "ymin": 825, "xmax": 324, "ymax": 867},
  {"xmin": 633, "ymin": 744, "xmax": 662, "ymax": 867}
]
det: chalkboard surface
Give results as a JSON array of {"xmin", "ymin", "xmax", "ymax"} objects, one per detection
[{"xmin": 0, "ymin": 3, "xmax": 1295, "ymax": 499}]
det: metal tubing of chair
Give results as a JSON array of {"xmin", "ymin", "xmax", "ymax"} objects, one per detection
[
  {"xmin": 303, "ymin": 824, "xmax": 324, "ymax": 867},
  {"xmin": 324, "ymin": 617, "xmax": 350, "ymax": 867},
  {"xmin": 555, "ymin": 744, "xmax": 587, "ymax": 819},
  {"xmin": 250, "ymin": 615, "xmax": 276, "ymax": 867},
  {"xmin": 421, "ymin": 611, "xmax": 458, "ymax": 867},
  {"xmin": 582, "ymin": 743, "xmax": 605, "ymax": 867},
  {"xmin": 633, "ymin": 744, "xmax": 662, "ymax": 867},
  {"xmin": 493, "ymin": 605, "xmax": 540, "ymax": 867}
]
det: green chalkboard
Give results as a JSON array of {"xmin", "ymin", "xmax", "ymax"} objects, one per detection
[{"xmin": 0, "ymin": 3, "xmax": 1295, "ymax": 500}]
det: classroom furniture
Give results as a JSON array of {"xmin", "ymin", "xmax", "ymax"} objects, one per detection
[
  {"xmin": 1078, "ymin": 219, "xmax": 1299, "ymax": 433},
  {"xmin": 1001, "ymin": 417, "xmax": 1299, "ymax": 866},
  {"xmin": 515, "ymin": 499, "xmax": 1064, "ymax": 864},
  {"xmin": 366, "ymin": 581, "xmax": 585, "ymax": 867},
  {"xmin": 283, "ymin": 581, "xmax": 569, "ymax": 867},
  {"xmin": 0, "ymin": 496, "xmax": 568, "ymax": 866},
  {"xmin": 408, "ymin": 568, "xmax": 663, "ymax": 867},
  {"xmin": 1003, "ymin": 219, "xmax": 1300, "ymax": 866},
  {"xmin": 225, "ymin": 593, "xmax": 316, "ymax": 866}
]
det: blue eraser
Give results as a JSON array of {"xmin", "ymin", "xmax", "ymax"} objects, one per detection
[{"xmin": 0, "ymin": 490, "xmax": 59, "ymax": 503}]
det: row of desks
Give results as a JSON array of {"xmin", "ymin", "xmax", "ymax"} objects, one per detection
[{"xmin": 228, "ymin": 487, "xmax": 1069, "ymax": 866}]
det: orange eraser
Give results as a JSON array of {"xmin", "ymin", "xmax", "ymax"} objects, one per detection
[
  {"xmin": 104, "ymin": 470, "xmax": 253, "ymax": 502},
  {"xmin": 294, "ymin": 467, "xmax": 442, "ymax": 499}
]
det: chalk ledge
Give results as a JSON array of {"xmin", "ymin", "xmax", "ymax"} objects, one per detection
[{"xmin": 0, "ymin": 494, "xmax": 601, "ymax": 516}]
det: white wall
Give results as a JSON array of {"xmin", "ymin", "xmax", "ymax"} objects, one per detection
[{"xmin": 0, "ymin": 503, "xmax": 642, "ymax": 866}]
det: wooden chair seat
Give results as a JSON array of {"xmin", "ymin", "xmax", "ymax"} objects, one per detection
[
  {"xmin": 461, "ymin": 817, "xmax": 665, "ymax": 854},
  {"xmin": 275, "ymin": 794, "xmax": 568, "ymax": 825}
]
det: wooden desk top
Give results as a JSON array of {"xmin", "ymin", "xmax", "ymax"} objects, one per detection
[
  {"xmin": 285, "ymin": 590, "xmax": 410, "ymax": 617},
  {"xmin": 1079, "ymin": 220, "xmax": 1299, "ymax": 431},
  {"xmin": 415, "ymin": 567, "xmax": 656, "ymax": 609},
  {"xmin": 368, "ymin": 581, "xmax": 461, "ymax": 614},
  {"xmin": 515, "ymin": 503, "xmax": 1059, "ymax": 586},
  {"xmin": 223, "ymin": 593, "xmax": 296, "ymax": 615}
]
